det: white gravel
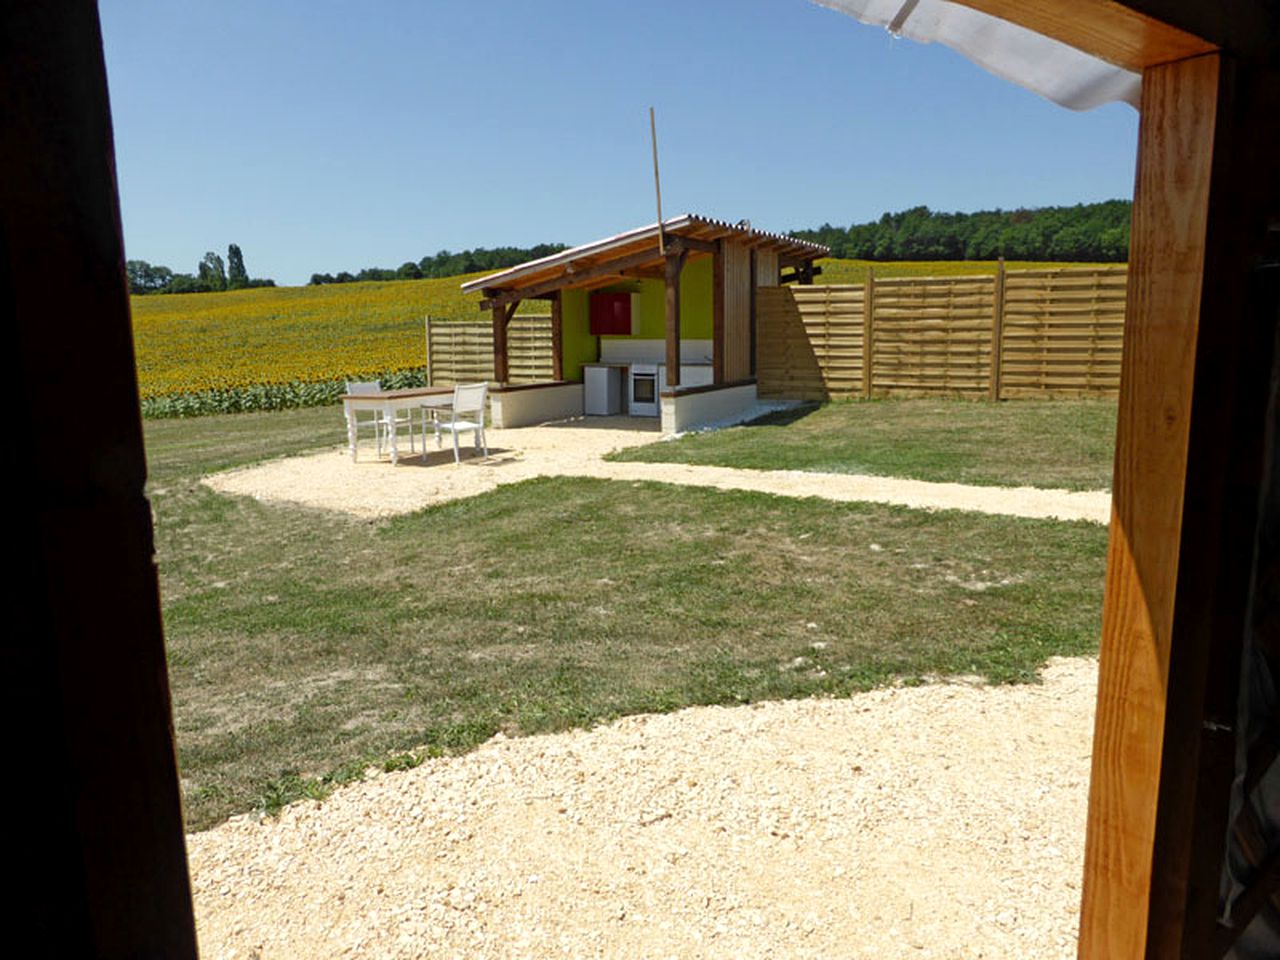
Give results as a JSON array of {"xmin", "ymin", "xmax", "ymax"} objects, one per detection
[
  {"xmin": 188, "ymin": 656, "xmax": 1097, "ymax": 959},
  {"xmin": 202, "ymin": 417, "xmax": 1111, "ymax": 523}
]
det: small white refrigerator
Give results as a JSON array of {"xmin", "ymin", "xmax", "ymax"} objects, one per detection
[{"xmin": 584, "ymin": 364, "xmax": 624, "ymax": 415}]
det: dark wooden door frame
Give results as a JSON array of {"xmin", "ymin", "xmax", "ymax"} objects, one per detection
[{"xmin": 3, "ymin": 4, "xmax": 198, "ymax": 956}]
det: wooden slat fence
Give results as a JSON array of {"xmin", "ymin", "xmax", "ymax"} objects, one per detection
[
  {"xmin": 999, "ymin": 268, "xmax": 1126, "ymax": 397},
  {"xmin": 425, "ymin": 315, "xmax": 554, "ymax": 385},
  {"xmin": 757, "ymin": 266, "xmax": 1127, "ymax": 400},
  {"xmin": 756, "ymin": 285, "xmax": 864, "ymax": 401},
  {"xmin": 871, "ymin": 275, "xmax": 995, "ymax": 395}
]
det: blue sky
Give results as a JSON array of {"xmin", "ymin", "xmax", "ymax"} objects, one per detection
[{"xmin": 99, "ymin": 0, "xmax": 1138, "ymax": 286}]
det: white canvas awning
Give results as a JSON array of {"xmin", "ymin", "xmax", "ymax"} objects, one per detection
[{"xmin": 813, "ymin": 0, "xmax": 1141, "ymax": 110}]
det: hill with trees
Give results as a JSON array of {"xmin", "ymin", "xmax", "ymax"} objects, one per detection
[{"xmin": 793, "ymin": 200, "xmax": 1130, "ymax": 262}]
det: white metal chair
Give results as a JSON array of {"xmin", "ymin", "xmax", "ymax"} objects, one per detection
[
  {"xmin": 345, "ymin": 380, "xmax": 415, "ymax": 459},
  {"xmin": 428, "ymin": 382, "xmax": 488, "ymax": 463}
]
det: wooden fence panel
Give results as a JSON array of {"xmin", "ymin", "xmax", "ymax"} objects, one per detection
[
  {"xmin": 426, "ymin": 315, "xmax": 553, "ymax": 385},
  {"xmin": 756, "ymin": 266, "xmax": 1129, "ymax": 401},
  {"xmin": 756, "ymin": 285, "xmax": 864, "ymax": 400},
  {"xmin": 870, "ymin": 276, "xmax": 995, "ymax": 396},
  {"xmin": 1000, "ymin": 267, "xmax": 1127, "ymax": 397}
]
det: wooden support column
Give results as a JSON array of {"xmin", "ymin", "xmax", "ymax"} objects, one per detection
[
  {"xmin": 712, "ymin": 240, "xmax": 726, "ymax": 384},
  {"xmin": 749, "ymin": 249, "xmax": 758, "ymax": 376},
  {"xmin": 550, "ymin": 292, "xmax": 563, "ymax": 381},
  {"xmin": 424, "ymin": 316, "xmax": 433, "ymax": 386},
  {"xmin": 3, "ymin": 4, "xmax": 198, "ymax": 955},
  {"xmin": 1079, "ymin": 51, "xmax": 1280, "ymax": 960},
  {"xmin": 862, "ymin": 267, "xmax": 875, "ymax": 398},
  {"xmin": 989, "ymin": 258, "xmax": 1006, "ymax": 401},
  {"xmin": 664, "ymin": 245, "xmax": 688, "ymax": 387},
  {"xmin": 491, "ymin": 300, "xmax": 518, "ymax": 384}
]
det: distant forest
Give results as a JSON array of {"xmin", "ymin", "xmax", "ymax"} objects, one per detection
[
  {"xmin": 130, "ymin": 203, "xmax": 1130, "ymax": 297},
  {"xmin": 308, "ymin": 244, "xmax": 569, "ymax": 285},
  {"xmin": 792, "ymin": 200, "xmax": 1131, "ymax": 262},
  {"xmin": 310, "ymin": 202, "xmax": 1129, "ymax": 286},
  {"xmin": 128, "ymin": 244, "xmax": 275, "ymax": 295}
]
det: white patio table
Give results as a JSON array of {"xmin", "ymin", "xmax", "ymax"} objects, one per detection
[{"xmin": 341, "ymin": 386, "xmax": 454, "ymax": 464}]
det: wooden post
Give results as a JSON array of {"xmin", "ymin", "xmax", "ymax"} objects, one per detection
[
  {"xmin": 712, "ymin": 240, "xmax": 726, "ymax": 384},
  {"xmin": 491, "ymin": 304, "xmax": 507, "ymax": 384},
  {"xmin": 989, "ymin": 258, "xmax": 1006, "ymax": 401},
  {"xmin": 550, "ymin": 292, "xmax": 563, "ymax": 381},
  {"xmin": 492, "ymin": 300, "xmax": 519, "ymax": 384},
  {"xmin": 664, "ymin": 246, "xmax": 687, "ymax": 387},
  {"xmin": 4, "ymin": 4, "xmax": 198, "ymax": 955},
  {"xmin": 1079, "ymin": 51, "xmax": 1280, "ymax": 959},
  {"xmin": 424, "ymin": 316, "xmax": 433, "ymax": 386},
  {"xmin": 749, "ymin": 248, "xmax": 758, "ymax": 376},
  {"xmin": 862, "ymin": 267, "xmax": 875, "ymax": 398}
]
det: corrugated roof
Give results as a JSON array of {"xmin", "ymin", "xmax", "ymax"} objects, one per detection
[{"xmin": 460, "ymin": 214, "xmax": 828, "ymax": 294}]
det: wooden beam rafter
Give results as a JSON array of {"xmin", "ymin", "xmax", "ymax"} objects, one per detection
[
  {"xmin": 779, "ymin": 265, "xmax": 824, "ymax": 285},
  {"xmin": 668, "ymin": 235, "xmax": 717, "ymax": 256},
  {"xmin": 479, "ymin": 245, "xmax": 665, "ymax": 308},
  {"xmin": 948, "ymin": 0, "xmax": 1215, "ymax": 70}
]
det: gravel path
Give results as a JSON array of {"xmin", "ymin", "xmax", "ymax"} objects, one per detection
[
  {"xmin": 189, "ymin": 656, "xmax": 1097, "ymax": 959},
  {"xmin": 202, "ymin": 418, "xmax": 1111, "ymax": 523}
]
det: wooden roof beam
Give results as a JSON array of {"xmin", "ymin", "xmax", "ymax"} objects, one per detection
[
  {"xmin": 948, "ymin": 1, "xmax": 1216, "ymax": 70},
  {"xmin": 1100, "ymin": 1, "xmax": 1275, "ymax": 59},
  {"xmin": 779, "ymin": 252, "xmax": 823, "ymax": 269},
  {"xmin": 667, "ymin": 235, "xmax": 717, "ymax": 255},
  {"xmin": 479, "ymin": 245, "xmax": 664, "ymax": 308},
  {"xmin": 779, "ymin": 264, "xmax": 823, "ymax": 285}
]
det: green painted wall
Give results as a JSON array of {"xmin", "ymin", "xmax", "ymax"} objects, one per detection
[
  {"xmin": 560, "ymin": 288, "xmax": 597, "ymax": 382},
  {"xmin": 559, "ymin": 256, "xmax": 714, "ymax": 380}
]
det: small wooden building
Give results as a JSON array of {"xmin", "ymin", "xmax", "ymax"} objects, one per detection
[{"xmin": 460, "ymin": 215, "xmax": 827, "ymax": 433}]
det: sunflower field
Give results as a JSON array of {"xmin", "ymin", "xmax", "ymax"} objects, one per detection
[{"xmin": 131, "ymin": 272, "xmax": 504, "ymax": 417}]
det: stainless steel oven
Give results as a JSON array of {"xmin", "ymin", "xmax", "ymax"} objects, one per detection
[{"xmin": 628, "ymin": 364, "xmax": 658, "ymax": 416}]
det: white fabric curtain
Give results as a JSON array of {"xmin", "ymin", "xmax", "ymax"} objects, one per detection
[{"xmin": 812, "ymin": 0, "xmax": 1140, "ymax": 110}]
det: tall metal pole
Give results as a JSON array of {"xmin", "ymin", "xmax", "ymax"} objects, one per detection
[{"xmin": 650, "ymin": 106, "xmax": 665, "ymax": 255}]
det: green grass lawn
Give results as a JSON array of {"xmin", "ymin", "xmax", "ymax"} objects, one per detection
[
  {"xmin": 146, "ymin": 405, "xmax": 1109, "ymax": 831},
  {"xmin": 609, "ymin": 398, "xmax": 1117, "ymax": 491}
]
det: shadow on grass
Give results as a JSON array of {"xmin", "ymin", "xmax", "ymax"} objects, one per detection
[{"xmin": 740, "ymin": 402, "xmax": 823, "ymax": 428}]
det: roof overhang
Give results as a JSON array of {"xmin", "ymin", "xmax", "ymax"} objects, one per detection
[
  {"xmin": 461, "ymin": 214, "xmax": 829, "ymax": 305},
  {"xmin": 812, "ymin": 0, "xmax": 1216, "ymax": 111}
]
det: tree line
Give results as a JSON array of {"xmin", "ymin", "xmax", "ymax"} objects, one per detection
[
  {"xmin": 128, "ymin": 202, "xmax": 1131, "ymax": 297},
  {"xmin": 308, "ymin": 243, "xmax": 569, "ymax": 286},
  {"xmin": 127, "ymin": 244, "xmax": 276, "ymax": 295},
  {"xmin": 792, "ymin": 200, "xmax": 1131, "ymax": 262}
]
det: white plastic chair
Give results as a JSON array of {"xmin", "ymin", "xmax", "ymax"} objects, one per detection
[
  {"xmin": 429, "ymin": 382, "xmax": 488, "ymax": 463},
  {"xmin": 346, "ymin": 380, "xmax": 415, "ymax": 459}
]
